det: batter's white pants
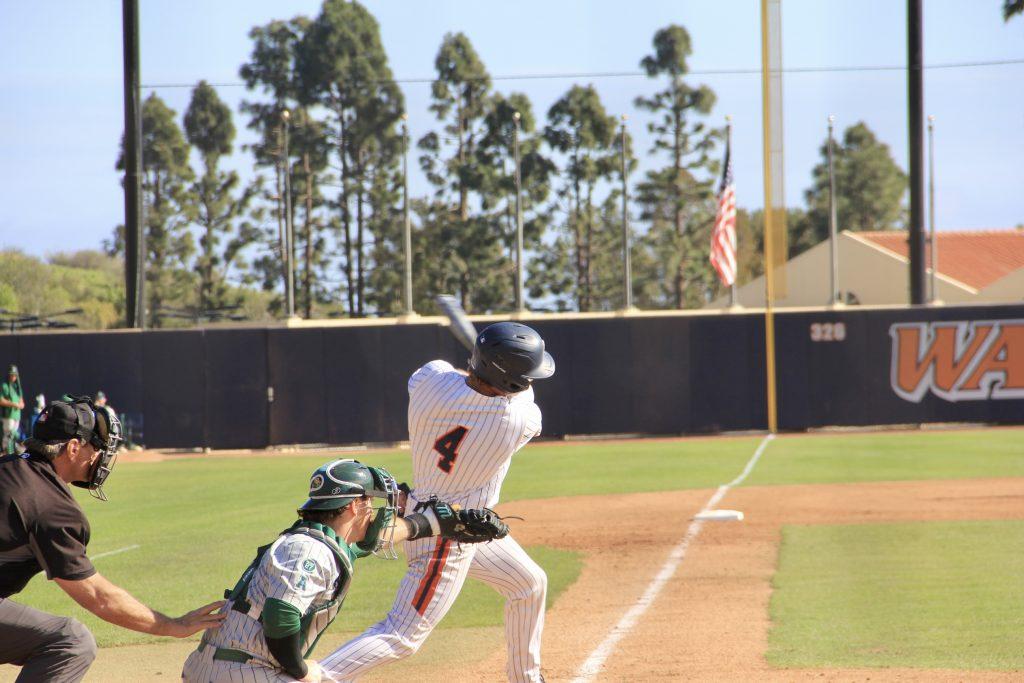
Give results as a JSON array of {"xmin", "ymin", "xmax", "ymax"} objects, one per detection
[{"xmin": 319, "ymin": 534, "xmax": 547, "ymax": 683}]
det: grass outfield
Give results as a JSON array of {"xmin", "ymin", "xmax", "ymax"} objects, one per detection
[
  {"xmin": 10, "ymin": 427, "xmax": 1024, "ymax": 653},
  {"xmin": 745, "ymin": 429, "xmax": 1024, "ymax": 486},
  {"xmin": 14, "ymin": 437, "xmax": 762, "ymax": 646},
  {"xmin": 769, "ymin": 520, "xmax": 1024, "ymax": 670}
]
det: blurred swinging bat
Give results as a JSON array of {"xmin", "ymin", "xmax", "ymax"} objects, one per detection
[{"xmin": 435, "ymin": 295, "xmax": 478, "ymax": 351}]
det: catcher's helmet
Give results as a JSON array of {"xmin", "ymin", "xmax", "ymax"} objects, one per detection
[
  {"xmin": 470, "ymin": 322, "xmax": 555, "ymax": 393},
  {"xmin": 299, "ymin": 459, "xmax": 396, "ymax": 512}
]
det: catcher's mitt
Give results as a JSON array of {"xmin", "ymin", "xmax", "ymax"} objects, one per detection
[{"xmin": 423, "ymin": 498, "xmax": 510, "ymax": 543}]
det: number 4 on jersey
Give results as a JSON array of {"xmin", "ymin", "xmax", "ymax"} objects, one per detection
[{"xmin": 434, "ymin": 426, "xmax": 469, "ymax": 474}]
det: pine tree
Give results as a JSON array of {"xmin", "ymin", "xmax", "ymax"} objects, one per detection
[
  {"xmin": 287, "ymin": 108, "xmax": 333, "ymax": 317},
  {"xmin": 420, "ymin": 33, "xmax": 492, "ymax": 221},
  {"xmin": 797, "ymin": 121, "xmax": 907, "ymax": 256},
  {"xmin": 239, "ymin": 16, "xmax": 311, "ymax": 314},
  {"xmin": 476, "ymin": 93, "xmax": 554, "ymax": 307},
  {"xmin": 416, "ymin": 33, "xmax": 514, "ymax": 313},
  {"xmin": 634, "ymin": 25, "xmax": 721, "ymax": 308},
  {"xmin": 296, "ymin": 0, "xmax": 404, "ymax": 317},
  {"xmin": 541, "ymin": 85, "xmax": 618, "ymax": 311},
  {"xmin": 115, "ymin": 94, "xmax": 195, "ymax": 327},
  {"xmin": 183, "ymin": 81, "xmax": 257, "ymax": 313}
]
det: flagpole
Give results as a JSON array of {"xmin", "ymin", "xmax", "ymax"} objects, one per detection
[
  {"xmin": 621, "ymin": 115, "xmax": 634, "ymax": 311},
  {"xmin": 827, "ymin": 114, "xmax": 840, "ymax": 306},
  {"xmin": 928, "ymin": 114, "xmax": 938, "ymax": 304}
]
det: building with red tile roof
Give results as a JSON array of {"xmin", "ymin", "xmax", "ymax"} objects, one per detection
[
  {"xmin": 709, "ymin": 228, "xmax": 1024, "ymax": 308},
  {"xmin": 855, "ymin": 230, "xmax": 1024, "ymax": 291}
]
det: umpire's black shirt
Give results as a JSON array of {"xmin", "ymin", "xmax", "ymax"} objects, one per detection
[{"xmin": 0, "ymin": 452, "xmax": 95, "ymax": 598}]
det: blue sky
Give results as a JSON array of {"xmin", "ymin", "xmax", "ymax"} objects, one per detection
[{"xmin": 1, "ymin": 0, "xmax": 1022, "ymax": 258}]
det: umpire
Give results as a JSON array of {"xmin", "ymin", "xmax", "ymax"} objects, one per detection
[{"xmin": 0, "ymin": 397, "xmax": 225, "ymax": 682}]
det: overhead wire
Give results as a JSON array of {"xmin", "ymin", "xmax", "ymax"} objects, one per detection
[{"xmin": 141, "ymin": 57, "xmax": 1024, "ymax": 89}]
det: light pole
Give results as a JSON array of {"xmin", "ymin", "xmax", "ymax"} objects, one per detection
[
  {"xmin": 621, "ymin": 115, "xmax": 633, "ymax": 310},
  {"xmin": 513, "ymin": 112, "xmax": 524, "ymax": 312},
  {"xmin": 121, "ymin": 0, "xmax": 144, "ymax": 328},
  {"xmin": 827, "ymin": 114, "xmax": 840, "ymax": 305},
  {"xmin": 402, "ymin": 114, "xmax": 414, "ymax": 316},
  {"xmin": 928, "ymin": 114, "xmax": 938, "ymax": 303},
  {"xmin": 282, "ymin": 109, "xmax": 296, "ymax": 318}
]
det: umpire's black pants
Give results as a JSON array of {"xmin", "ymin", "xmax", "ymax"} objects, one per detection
[{"xmin": 0, "ymin": 598, "xmax": 97, "ymax": 682}]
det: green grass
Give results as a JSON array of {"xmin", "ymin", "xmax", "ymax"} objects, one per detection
[
  {"xmin": 16, "ymin": 541, "xmax": 581, "ymax": 648},
  {"xmin": 768, "ymin": 520, "xmax": 1024, "ymax": 670},
  {"xmin": 12, "ymin": 436, "xmax": 760, "ymax": 646},
  {"xmin": 501, "ymin": 437, "xmax": 764, "ymax": 499},
  {"xmin": 745, "ymin": 430, "xmax": 1024, "ymax": 487},
  {"xmin": 13, "ymin": 427, "xmax": 1024, "ymax": 652},
  {"xmin": 13, "ymin": 450, "xmax": 593, "ymax": 647}
]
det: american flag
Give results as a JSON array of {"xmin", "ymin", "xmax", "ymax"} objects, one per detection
[{"xmin": 710, "ymin": 134, "xmax": 737, "ymax": 287}]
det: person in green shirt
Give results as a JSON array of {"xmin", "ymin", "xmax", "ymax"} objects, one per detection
[{"xmin": 0, "ymin": 365, "xmax": 24, "ymax": 455}]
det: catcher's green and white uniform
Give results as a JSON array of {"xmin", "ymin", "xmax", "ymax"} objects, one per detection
[{"xmin": 182, "ymin": 522, "xmax": 356, "ymax": 683}]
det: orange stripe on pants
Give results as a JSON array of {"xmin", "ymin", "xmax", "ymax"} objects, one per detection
[{"xmin": 412, "ymin": 539, "xmax": 451, "ymax": 615}]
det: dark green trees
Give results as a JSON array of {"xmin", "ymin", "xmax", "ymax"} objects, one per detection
[
  {"xmin": 634, "ymin": 25, "xmax": 722, "ymax": 308},
  {"xmin": 239, "ymin": 17, "xmax": 309, "ymax": 310},
  {"xmin": 105, "ymin": 9, "xmax": 923, "ymax": 327},
  {"xmin": 538, "ymin": 85, "xmax": 619, "ymax": 311},
  {"xmin": 415, "ymin": 33, "xmax": 503, "ymax": 312},
  {"xmin": 116, "ymin": 94, "xmax": 195, "ymax": 326},
  {"xmin": 795, "ymin": 122, "xmax": 908, "ymax": 256},
  {"xmin": 296, "ymin": 0, "xmax": 404, "ymax": 317},
  {"xmin": 184, "ymin": 81, "xmax": 256, "ymax": 312}
]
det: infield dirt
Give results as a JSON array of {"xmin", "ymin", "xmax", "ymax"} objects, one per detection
[{"xmin": 5, "ymin": 477, "xmax": 1022, "ymax": 682}]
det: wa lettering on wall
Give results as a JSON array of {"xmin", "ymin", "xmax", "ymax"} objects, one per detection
[{"xmin": 890, "ymin": 319, "xmax": 1024, "ymax": 403}]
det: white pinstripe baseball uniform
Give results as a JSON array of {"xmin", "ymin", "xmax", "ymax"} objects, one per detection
[
  {"xmin": 183, "ymin": 527, "xmax": 353, "ymax": 682},
  {"xmin": 320, "ymin": 360, "xmax": 546, "ymax": 683}
]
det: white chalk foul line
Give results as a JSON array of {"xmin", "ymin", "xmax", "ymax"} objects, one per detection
[
  {"xmin": 91, "ymin": 544, "xmax": 141, "ymax": 561},
  {"xmin": 570, "ymin": 433, "xmax": 775, "ymax": 683}
]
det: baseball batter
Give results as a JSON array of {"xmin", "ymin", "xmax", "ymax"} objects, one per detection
[
  {"xmin": 320, "ymin": 321, "xmax": 555, "ymax": 683},
  {"xmin": 181, "ymin": 458, "xmax": 507, "ymax": 683}
]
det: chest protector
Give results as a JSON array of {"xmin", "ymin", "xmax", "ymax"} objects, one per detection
[{"xmin": 224, "ymin": 520, "xmax": 355, "ymax": 657}]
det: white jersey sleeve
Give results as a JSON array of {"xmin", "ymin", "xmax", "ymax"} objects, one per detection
[
  {"xmin": 262, "ymin": 535, "xmax": 337, "ymax": 614},
  {"xmin": 510, "ymin": 386, "xmax": 543, "ymax": 445},
  {"xmin": 409, "ymin": 360, "xmax": 456, "ymax": 394}
]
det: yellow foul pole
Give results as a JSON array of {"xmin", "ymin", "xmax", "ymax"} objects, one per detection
[{"xmin": 760, "ymin": 0, "xmax": 779, "ymax": 433}]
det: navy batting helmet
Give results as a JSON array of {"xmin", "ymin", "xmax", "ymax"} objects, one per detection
[{"xmin": 470, "ymin": 322, "xmax": 555, "ymax": 393}]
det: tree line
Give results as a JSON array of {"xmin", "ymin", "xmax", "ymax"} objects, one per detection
[{"xmin": 106, "ymin": 0, "xmax": 908, "ymax": 326}]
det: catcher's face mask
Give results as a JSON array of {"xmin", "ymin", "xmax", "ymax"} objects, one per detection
[{"xmin": 365, "ymin": 466, "xmax": 400, "ymax": 560}]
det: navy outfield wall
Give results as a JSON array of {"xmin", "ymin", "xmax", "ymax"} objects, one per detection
[
  {"xmin": 2, "ymin": 314, "xmax": 767, "ymax": 448},
  {"xmin": 2, "ymin": 303, "xmax": 1020, "ymax": 449},
  {"xmin": 266, "ymin": 315, "xmax": 767, "ymax": 445}
]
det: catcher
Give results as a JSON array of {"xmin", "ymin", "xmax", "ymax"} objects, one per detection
[{"xmin": 181, "ymin": 458, "xmax": 507, "ymax": 683}]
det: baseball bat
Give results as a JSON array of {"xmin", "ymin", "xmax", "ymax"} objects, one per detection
[{"xmin": 435, "ymin": 295, "xmax": 477, "ymax": 351}]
